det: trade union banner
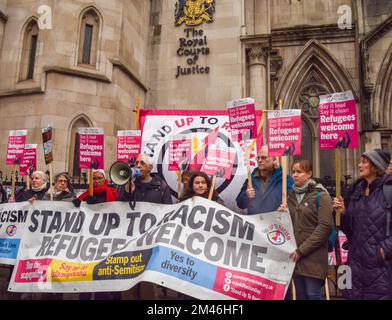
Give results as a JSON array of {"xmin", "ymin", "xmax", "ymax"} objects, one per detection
[
  {"xmin": 8, "ymin": 198, "xmax": 296, "ymax": 300},
  {"xmin": 139, "ymin": 109, "xmax": 264, "ymax": 212}
]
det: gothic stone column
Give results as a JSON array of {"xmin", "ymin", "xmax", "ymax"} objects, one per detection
[{"xmin": 247, "ymin": 45, "xmax": 267, "ymax": 108}]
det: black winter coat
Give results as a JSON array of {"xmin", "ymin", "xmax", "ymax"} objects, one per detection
[
  {"xmin": 15, "ymin": 186, "xmax": 49, "ymax": 202},
  {"xmin": 341, "ymin": 174, "xmax": 392, "ymax": 300},
  {"xmin": 117, "ymin": 174, "xmax": 173, "ymax": 205}
]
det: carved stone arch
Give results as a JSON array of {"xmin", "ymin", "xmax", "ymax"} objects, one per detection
[
  {"xmin": 18, "ymin": 16, "xmax": 40, "ymax": 81},
  {"xmin": 275, "ymin": 40, "xmax": 358, "ymax": 179},
  {"xmin": 373, "ymin": 42, "xmax": 392, "ymax": 129},
  {"xmin": 66, "ymin": 114, "xmax": 94, "ymax": 177},
  {"xmin": 275, "ymin": 40, "xmax": 358, "ymax": 108}
]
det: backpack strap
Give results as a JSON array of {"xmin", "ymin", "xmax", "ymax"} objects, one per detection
[
  {"xmin": 383, "ymin": 184, "xmax": 392, "ymax": 237},
  {"xmin": 316, "ymin": 191, "xmax": 320, "ymax": 210}
]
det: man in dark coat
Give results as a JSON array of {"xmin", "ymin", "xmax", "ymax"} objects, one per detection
[
  {"xmin": 236, "ymin": 146, "xmax": 293, "ymax": 214},
  {"xmin": 335, "ymin": 149, "xmax": 392, "ymax": 299},
  {"xmin": 117, "ymin": 154, "xmax": 172, "ymax": 205}
]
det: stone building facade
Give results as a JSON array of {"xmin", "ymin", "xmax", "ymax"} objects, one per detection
[{"xmin": 0, "ymin": 0, "xmax": 391, "ymax": 182}]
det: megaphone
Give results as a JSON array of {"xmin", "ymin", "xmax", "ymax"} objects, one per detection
[{"xmin": 109, "ymin": 161, "xmax": 140, "ymax": 185}]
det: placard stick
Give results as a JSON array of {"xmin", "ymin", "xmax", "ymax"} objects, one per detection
[
  {"xmin": 279, "ymin": 99, "xmax": 288, "ymax": 207},
  {"xmin": 133, "ymin": 98, "xmax": 141, "ymax": 130},
  {"xmin": 208, "ymin": 175, "xmax": 217, "ymax": 200},
  {"xmin": 49, "ymin": 163, "xmax": 53, "ymax": 201},
  {"xmin": 243, "ymin": 137, "xmax": 253, "ymax": 190},
  {"xmin": 325, "ymin": 278, "xmax": 330, "ymax": 300},
  {"xmin": 11, "ymin": 164, "xmax": 17, "ymax": 198},
  {"xmin": 335, "ymin": 148, "xmax": 342, "ymax": 226},
  {"xmin": 291, "ymin": 280, "xmax": 297, "ymax": 300},
  {"xmin": 26, "ymin": 176, "xmax": 30, "ymax": 191},
  {"xmin": 89, "ymin": 168, "xmax": 94, "ymax": 196},
  {"xmin": 177, "ymin": 170, "xmax": 182, "ymax": 198}
]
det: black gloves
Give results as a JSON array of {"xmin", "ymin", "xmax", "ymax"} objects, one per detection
[
  {"xmin": 86, "ymin": 196, "xmax": 98, "ymax": 204},
  {"xmin": 72, "ymin": 198, "xmax": 81, "ymax": 208}
]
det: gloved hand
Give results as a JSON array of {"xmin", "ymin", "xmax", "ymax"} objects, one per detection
[
  {"xmin": 72, "ymin": 198, "xmax": 81, "ymax": 208},
  {"xmin": 86, "ymin": 196, "xmax": 97, "ymax": 204}
]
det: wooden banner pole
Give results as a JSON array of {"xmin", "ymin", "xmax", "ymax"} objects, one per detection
[
  {"xmin": 335, "ymin": 148, "xmax": 342, "ymax": 226},
  {"xmin": 89, "ymin": 168, "xmax": 94, "ymax": 197},
  {"xmin": 26, "ymin": 176, "xmax": 30, "ymax": 191},
  {"xmin": 208, "ymin": 175, "xmax": 217, "ymax": 200},
  {"xmin": 49, "ymin": 163, "xmax": 53, "ymax": 201},
  {"xmin": 11, "ymin": 165, "xmax": 16, "ymax": 198},
  {"xmin": 279, "ymin": 99, "xmax": 288, "ymax": 207}
]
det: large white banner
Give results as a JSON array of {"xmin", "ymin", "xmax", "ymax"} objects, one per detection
[
  {"xmin": 8, "ymin": 199, "xmax": 296, "ymax": 300},
  {"xmin": 139, "ymin": 109, "xmax": 264, "ymax": 212},
  {"xmin": 0, "ymin": 202, "xmax": 30, "ymax": 265}
]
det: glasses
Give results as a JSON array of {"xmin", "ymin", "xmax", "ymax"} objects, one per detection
[
  {"xmin": 57, "ymin": 179, "xmax": 68, "ymax": 184},
  {"xmin": 257, "ymin": 156, "xmax": 269, "ymax": 161},
  {"xmin": 93, "ymin": 176, "xmax": 105, "ymax": 180},
  {"xmin": 135, "ymin": 160, "xmax": 146, "ymax": 166}
]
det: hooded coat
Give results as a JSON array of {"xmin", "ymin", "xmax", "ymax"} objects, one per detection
[{"xmin": 341, "ymin": 174, "xmax": 392, "ymax": 300}]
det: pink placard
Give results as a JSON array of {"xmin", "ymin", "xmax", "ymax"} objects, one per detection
[
  {"xmin": 213, "ymin": 266, "xmax": 287, "ymax": 300},
  {"xmin": 19, "ymin": 144, "xmax": 37, "ymax": 176},
  {"xmin": 168, "ymin": 136, "xmax": 192, "ymax": 171},
  {"xmin": 201, "ymin": 145, "xmax": 235, "ymax": 180},
  {"xmin": 338, "ymin": 230, "xmax": 348, "ymax": 264},
  {"xmin": 328, "ymin": 248, "xmax": 337, "ymax": 266},
  {"xmin": 6, "ymin": 130, "xmax": 27, "ymax": 165},
  {"xmin": 117, "ymin": 130, "xmax": 141, "ymax": 162},
  {"xmin": 227, "ymin": 98, "xmax": 257, "ymax": 142},
  {"xmin": 318, "ymin": 91, "xmax": 359, "ymax": 149},
  {"xmin": 267, "ymin": 110, "xmax": 302, "ymax": 156},
  {"xmin": 78, "ymin": 128, "xmax": 104, "ymax": 169}
]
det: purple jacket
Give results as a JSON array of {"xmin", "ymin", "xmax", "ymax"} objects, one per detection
[{"xmin": 342, "ymin": 174, "xmax": 392, "ymax": 300}]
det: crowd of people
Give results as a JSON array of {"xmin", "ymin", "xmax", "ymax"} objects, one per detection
[{"xmin": 0, "ymin": 148, "xmax": 391, "ymax": 300}]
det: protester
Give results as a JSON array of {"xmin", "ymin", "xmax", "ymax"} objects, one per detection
[
  {"xmin": 177, "ymin": 169, "xmax": 192, "ymax": 201},
  {"xmin": 333, "ymin": 149, "xmax": 392, "ymax": 299},
  {"xmin": 116, "ymin": 154, "xmax": 172, "ymax": 300},
  {"xmin": 8, "ymin": 171, "xmax": 49, "ymax": 203},
  {"xmin": 180, "ymin": 171, "xmax": 224, "ymax": 205},
  {"xmin": 282, "ymin": 160, "xmax": 333, "ymax": 300},
  {"xmin": 43, "ymin": 172, "xmax": 75, "ymax": 201},
  {"xmin": 387, "ymin": 159, "xmax": 392, "ymax": 174},
  {"xmin": 117, "ymin": 154, "xmax": 172, "ymax": 204},
  {"xmin": 0, "ymin": 182, "xmax": 6, "ymax": 204},
  {"xmin": 76, "ymin": 169, "xmax": 118, "ymax": 204},
  {"xmin": 236, "ymin": 145, "xmax": 293, "ymax": 214}
]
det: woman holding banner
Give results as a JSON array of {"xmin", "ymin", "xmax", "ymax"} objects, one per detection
[
  {"xmin": 180, "ymin": 171, "xmax": 224, "ymax": 205},
  {"xmin": 283, "ymin": 160, "xmax": 333, "ymax": 300},
  {"xmin": 77, "ymin": 169, "xmax": 118, "ymax": 204},
  {"xmin": 8, "ymin": 171, "xmax": 49, "ymax": 203},
  {"xmin": 333, "ymin": 149, "xmax": 392, "ymax": 300}
]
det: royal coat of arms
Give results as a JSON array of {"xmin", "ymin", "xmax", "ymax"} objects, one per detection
[{"xmin": 175, "ymin": 0, "xmax": 216, "ymax": 26}]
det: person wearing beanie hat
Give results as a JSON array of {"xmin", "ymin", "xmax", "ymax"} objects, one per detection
[
  {"xmin": 333, "ymin": 149, "xmax": 392, "ymax": 299},
  {"xmin": 362, "ymin": 149, "xmax": 391, "ymax": 174}
]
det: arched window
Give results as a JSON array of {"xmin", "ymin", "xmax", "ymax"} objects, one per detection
[
  {"xmin": 78, "ymin": 8, "xmax": 100, "ymax": 67},
  {"xmin": 68, "ymin": 116, "xmax": 92, "ymax": 178},
  {"xmin": 19, "ymin": 19, "xmax": 39, "ymax": 81},
  {"xmin": 276, "ymin": 40, "xmax": 358, "ymax": 179}
]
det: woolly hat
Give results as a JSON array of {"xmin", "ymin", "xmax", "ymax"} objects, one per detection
[
  {"xmin": 362, "ymin": 149, "xmax": 391, "ymax": 172},
  {"xmin": 93, "ymin": 169, "xmax": 106, "ymax": 179}
]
